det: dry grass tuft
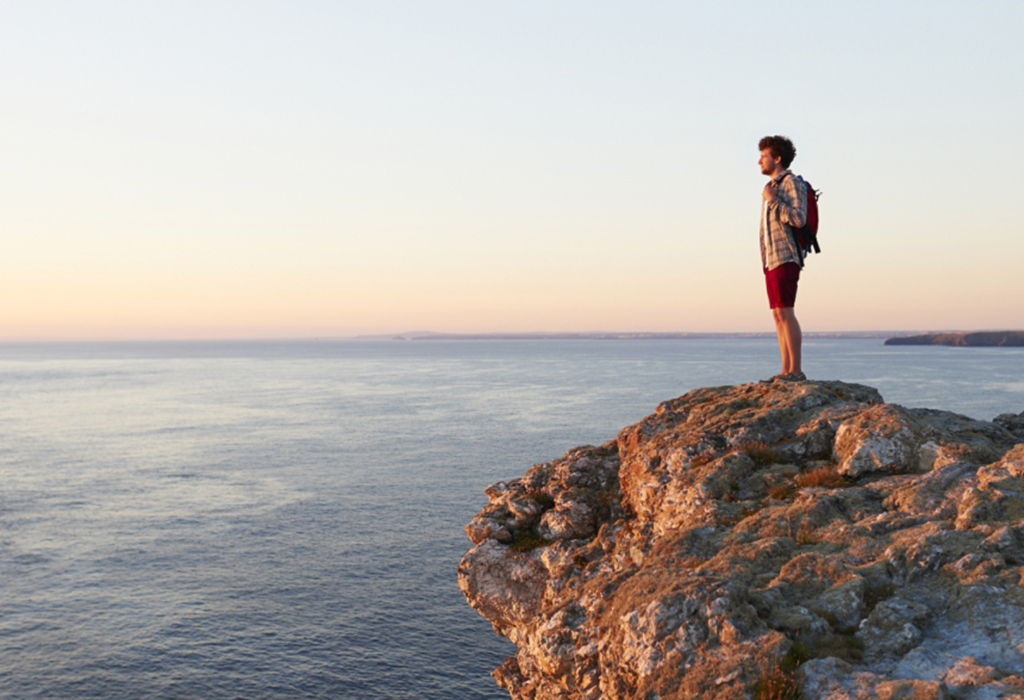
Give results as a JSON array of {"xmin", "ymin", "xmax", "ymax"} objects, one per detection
[
  {"xmin": 753, "ymin": 669, "xmax": 802, "ymax": 700},
  {"xmin": 690, "ymin": 450, "xmax": 717, "ymax": 468},
  {"xmin": 796, "ymin": 530, "xmax": 821, "ymax": 546},
  {"xmin": 768, "ymin": 483, "xmax": 797, "ymax": 501},
  {"xmin": 741, "ymin": 441, "xmax": 785, "ymax": 466},
  {"xmin": 794, "ymin": 465, "xmax": 848, "ymax": 489},
  {"xmin": 754, "ymin": 644, "xmax": 809, "ymax": 700}
]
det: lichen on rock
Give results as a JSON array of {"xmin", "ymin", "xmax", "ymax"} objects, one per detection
[{"xmin": 457, "ymin": 379, "xmax": 1024, "ymax": 699}]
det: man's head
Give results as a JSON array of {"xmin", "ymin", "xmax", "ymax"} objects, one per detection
[{"xmin": 758, "ymin": 135, "xmax": 796, "ymax": 176}]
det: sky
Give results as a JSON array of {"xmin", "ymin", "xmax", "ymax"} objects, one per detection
[{"xmin": 2, "ymin": 1, "xmax": 1022, "ymax": 339}]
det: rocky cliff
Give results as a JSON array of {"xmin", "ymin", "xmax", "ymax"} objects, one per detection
[
  {"xmin": 885, "ymin": 331, "xmax": 1024, "ymax": 347},
  {"xmin": 458, "ymin": 379, "xmax": 1024, "ymax": 700}
]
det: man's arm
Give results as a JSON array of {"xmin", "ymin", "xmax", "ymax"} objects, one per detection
[{"xmin": 770, "ymin": 175, "xmax": 807, "ymax": 229}]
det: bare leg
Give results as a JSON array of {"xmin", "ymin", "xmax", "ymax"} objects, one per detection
[
  {"xmin": 771, "ymin": 306, "xmax": 802, "ymax": 375},
  {"xmin": 773, "ymin": 313, "xmax": 788, "ymax": 372}
]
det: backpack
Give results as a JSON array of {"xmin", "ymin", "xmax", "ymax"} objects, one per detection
[{"xmin": 785, "ymin": 174, "xmax": 821, "ymax": 256}]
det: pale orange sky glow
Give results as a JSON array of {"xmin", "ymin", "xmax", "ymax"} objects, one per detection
[{"xmin": 2, "ymin": 2, "xmax": 1022, "ymax": 340}]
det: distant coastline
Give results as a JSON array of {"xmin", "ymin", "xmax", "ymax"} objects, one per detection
[
  {"xmin": 884, "ymin": 330, "xmax": 1024, "ymax": 347},
  {"xmin": 356, "ymin": 331, "xmax": 916, "ymax": 342}
]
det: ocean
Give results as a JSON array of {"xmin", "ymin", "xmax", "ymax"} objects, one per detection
[{"xmin": 1, "ymin": 338, "xmax": 1021, "ymax": 699}]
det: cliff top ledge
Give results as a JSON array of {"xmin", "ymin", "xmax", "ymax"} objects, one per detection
[{"xmin": 459, "ymin": 378, "xmax": 1024, "ymax": 700}]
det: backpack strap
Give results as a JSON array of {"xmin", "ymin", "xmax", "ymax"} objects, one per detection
[
  {"xmin": 776, "ymin": 173, "xmax": 806, "ymax": 262},
  {"xmin": 781, "ymin": 173, "xmax": 823, "ymax": 256}
]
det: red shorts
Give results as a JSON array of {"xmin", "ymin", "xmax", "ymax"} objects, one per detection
[{"xmin": 765, "ymin": 262, "xmax": 800, "ymax": 309}]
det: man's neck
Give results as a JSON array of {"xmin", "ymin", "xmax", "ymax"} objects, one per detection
[{"xmin": 768, "ymin": 167, "xmax": 787, "ymax": 181}]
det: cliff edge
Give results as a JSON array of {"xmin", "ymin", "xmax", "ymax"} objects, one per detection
[{"xmin": 458, "ymin": 379, "xmax": 1024, "ymax": 700}]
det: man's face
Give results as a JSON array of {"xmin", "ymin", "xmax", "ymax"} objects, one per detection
[{"xmin": 759, "ymin": 148, "xmax": 782, "ymax": 176}]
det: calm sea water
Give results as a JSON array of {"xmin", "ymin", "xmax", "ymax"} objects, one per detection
[{"xmin": 1, "ymin": 338, "xmax": 1021, "ymax": 699}]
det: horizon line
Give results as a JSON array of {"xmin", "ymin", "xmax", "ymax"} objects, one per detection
[{"xmin": 2, "ymin": 329, "xmax": 1021, "ymax": 344}]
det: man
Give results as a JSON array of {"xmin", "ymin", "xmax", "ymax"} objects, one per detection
[{"xmin": 758, "ymin": 135, "xmax": 807, "ymax": 381}]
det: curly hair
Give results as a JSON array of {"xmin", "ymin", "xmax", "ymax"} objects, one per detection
[{"xmin": 758, "ymin": 135, "xmax": 796, "ymax": 169}]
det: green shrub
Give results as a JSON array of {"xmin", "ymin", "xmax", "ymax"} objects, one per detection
[
  {"xmin": 527, "ymin": 491, "xmax": 555, "ymax": 509},
  {"xmin": 508, "ymin": 530, "xmax": 554, "ymax": 553}
]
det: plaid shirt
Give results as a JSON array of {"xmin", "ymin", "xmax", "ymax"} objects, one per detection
[{"xmin": 760, "ymin": 170, "xmax": 808, "ymax": 270}]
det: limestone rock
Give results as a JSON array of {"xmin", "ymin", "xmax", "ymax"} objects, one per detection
[
  {"xmin": 995, "ymin": 410, "xmax": 1024, "ymax": 442},
  {"xmin": 465, "ymin": 444, "xmax": 622, "ymax": 547},
  {"xmin": 834, "ymin": 404, "xmax": 928, "ymax": 476},
  {"xmin": 459, "ymin": 379, "xmax": 1024, "ymax": 699}
]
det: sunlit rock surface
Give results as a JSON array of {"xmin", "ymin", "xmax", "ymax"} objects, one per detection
[{"xmin": 458, "ymin": 379, "xmax": 1024, "ymax": 700}]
